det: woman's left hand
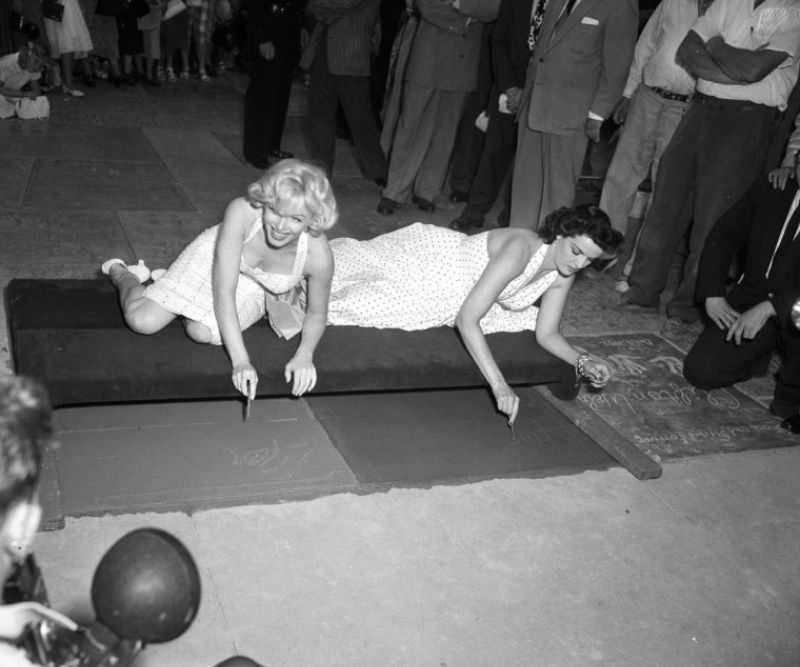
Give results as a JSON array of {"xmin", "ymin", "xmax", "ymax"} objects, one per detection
[
  {"xmin": 582, "ymin": 357, "xmax": 611, "ymax": 388},
  {"xmin": 285, "ymin": 356, "xmax": 318, "ymax": 397}
]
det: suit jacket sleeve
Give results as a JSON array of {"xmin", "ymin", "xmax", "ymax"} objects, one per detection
[
  {"xmin": 695, "ymin": 180, "xmax": 761, "ymax": 301},
  {"xmin": 591, "ymin": 0, "xmax": 638, "ymax": 119},
  {"xmin": 490, "ymin": 0, "xmax": 518, "ymax": 92}
]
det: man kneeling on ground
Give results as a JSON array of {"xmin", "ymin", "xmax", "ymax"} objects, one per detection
[{"xmin": 683, "ymin": 157, "xmax": 800, "ymax": 423}]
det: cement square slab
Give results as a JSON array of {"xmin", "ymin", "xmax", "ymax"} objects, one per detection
[
  {"xmin": 306, "ymin": 388, "xmax": 613, "ymax": 485},
  {"xmin": 143, "ymin": 127, "xmax": 243, "ymax": 165},
  {"xmin": 54, "ymin": 399, "xmax": 357, "ymax": 516},
  {"xmin": 0, "ymin": 209, "xmax": 132, "ymax": 275},
  {"xmin": 152, "ymin": 96, "xmax": 241, "ymax": 134},
  {"xmin": 118, "ymin": 210, "xmax": 221, "ymax": 267},
  {"xmin": 23, "ymin": 158, "xmax": 194, "ymax": 211},
  {"xmin": 0, "ymin": 124, "xmax": 159, "ymax": 161},
  {"xmin": 165, "ymin": 159, "xmax": 252, "ymax": 211},
  {"xmin": 0, "ymin": 158, "xmax": 33, "ymax": 208}
]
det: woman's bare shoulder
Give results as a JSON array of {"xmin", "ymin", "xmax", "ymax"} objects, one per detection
[
  {"xmin": 487, "ymin": 227, "xmax": 543, "ymax": 256},
  {"xmin": 305, "ymin": 233, "xmax": 334, "ymax": 275}
]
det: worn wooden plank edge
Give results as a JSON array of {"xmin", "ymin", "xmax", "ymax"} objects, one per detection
[
  {"xmin": 535, "ymin": 386, "xmax": 663, "ymax": 480},
  {"xmin": 39, "ymin": 443, "xmax": 65, "ymax": 531}
]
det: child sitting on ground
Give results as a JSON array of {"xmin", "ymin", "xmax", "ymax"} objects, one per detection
[{"xmin": 0, "ymin": 42, "xmax": 49, "ymax": 120}]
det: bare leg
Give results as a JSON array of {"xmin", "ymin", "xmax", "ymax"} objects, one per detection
[
  {"xmin": 184, "ymin": 319, "xmax": 213, "ymax": 343},
  {"xmin": 60, "ymin": 53, "xmax": 84, "ymax": 95},
  {"xmin": 108, "ymin": 265, "xmax": 176, "ymax": 334}
]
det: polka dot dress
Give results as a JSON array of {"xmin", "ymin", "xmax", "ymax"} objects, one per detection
[{"xmin": 328, "ymin": 222, "xmax": 557, "ymax": 333}]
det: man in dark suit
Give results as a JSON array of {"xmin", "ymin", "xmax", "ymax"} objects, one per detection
[
  {"xmin": 449, "ymin": 0, "xmax": 534, "ymax": 232},
  {"xmin": 683, "ymin": 166, "xmax": 800, "ymax": 420},
  {"xmin": 241, "ymin": 0, "xmax": 307, "ymax": 169},
  {"xmin": 305, "ymin": 0, "xmax": 387, "ymax": 182},
  {"xmin": 509, "ymin": 0, "xmax": 638, "ymax": 229}
]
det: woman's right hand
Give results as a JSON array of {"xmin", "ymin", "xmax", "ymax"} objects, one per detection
[
  {"xmin": 232, "ymin": 361, "xmax": 258, "ymax": 398},
  {"xmin": 492, "ymin": 382, "xmax": 519, "ymax": 426}
]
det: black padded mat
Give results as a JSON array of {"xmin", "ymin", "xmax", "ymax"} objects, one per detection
[{"xmin": 306, "ymin": 387, "xmax": 615, "ymax": 485}]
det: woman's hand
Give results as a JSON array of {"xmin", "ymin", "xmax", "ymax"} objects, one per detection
[
  {"xmin": 285, "ymin": 355, "xmax": 317, "ymax": 397},
  {"xmin": 232, "ymin": 361, "xmax": 258, "ymax": 399},
  {"xmin": 492, "ymin": 382, "xmax": 519, "ymax": 425},
  {"xmin": 581, "ymin": 357, "xmax": 611, "ymax": 388}
]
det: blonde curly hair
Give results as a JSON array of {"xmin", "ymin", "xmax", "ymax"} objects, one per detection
[{"xmin": 246, "ymin": 159, "xmax": 338, "ymax": 236}]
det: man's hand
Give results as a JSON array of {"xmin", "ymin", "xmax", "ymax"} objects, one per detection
[
  {"xmin": 768, "ymin": 166, "xmax": 794, "ymax": 190},
  {"xmin": 584, "ymin": 117, "xmax": 602, "ymax": 142},
  {"xmin": 612, "ymin": 97, "xmax": 630, "ymax": 125},
  {"xmin": 505, "ymin": 86, "xmax": 522, "ymax": 114},
  {"xmin": 258, "ymin": 41, "xmax": 275, "ymax": 61},
  {"xmin": 705, "ymin": 296, "xmax": 740, "ymax": 331},
  {"xmin": 725, "ymin": 301, "xmax": 776, "ymax": 345}
]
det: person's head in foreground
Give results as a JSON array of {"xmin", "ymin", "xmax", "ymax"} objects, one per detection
[
  {"xmin": 539, "ymin": 204, "xmax": 623, "ymax": 277},
  {"xmin": 0, "ymin": 375, "xmax": 49, "ymax": 583},
  {"xmin": 246, "ymin": 159, "xmax": 338, "ymax": 247}
]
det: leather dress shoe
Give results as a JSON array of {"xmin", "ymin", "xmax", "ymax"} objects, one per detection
[
  {"xmin": 269, "ymin": 149, "xmax": 294, "ymax": 160},
  {"xmin": 780, "ymin": 414, "xmax": 800, "ymax": 433},
  {"xmin": 449, "ymin": 217, "xmax": 484, "ymax": 232},
  {"xmin": 377, "ymin": 196, "xmax": 398, "ymax": 215},
  {"xmin": 449, "ymin": 190, "xmax": 468, "ymax": 203},
  {"xmin": 412, "ymin": 195, "xmax": 435, "ymax": 212},
  {"xmin": 769, "ymin": 398, "xmax": 799, "ymax": 420}
]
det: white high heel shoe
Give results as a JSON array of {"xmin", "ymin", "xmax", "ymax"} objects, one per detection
[
  {"xmin": 101, "ymin": 259, "xmax": 151, "ymax": 283},
  {"xmin": 61, "ymin": 84, "xmax": 85, "ymax": 98}
]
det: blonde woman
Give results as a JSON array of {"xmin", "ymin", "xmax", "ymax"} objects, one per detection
[{"xmin": 102, "ymin": 159, "xmax": 337, "ymax": 398}]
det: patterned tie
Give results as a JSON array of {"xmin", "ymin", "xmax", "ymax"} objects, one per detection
[{"xmin": 527, "ymin": 0, "xmax": 548, "ymax": 51}]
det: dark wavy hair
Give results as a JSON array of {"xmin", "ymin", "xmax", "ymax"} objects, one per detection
[
  {"xmin": 0, "ymin": 375, "xmax": 50, "ymax": 517},
  {"xmin": 538, "ymin": 204, "xmax": 623, "ymax": 255}
]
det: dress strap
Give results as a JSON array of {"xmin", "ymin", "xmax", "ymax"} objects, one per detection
[
  {"xmin": 291, "ymin": 232, "xmax": 309, "ymax": 275},
  {"xmin": 243, "ymin": 215, "xmax": 262, "ymax": 244}
]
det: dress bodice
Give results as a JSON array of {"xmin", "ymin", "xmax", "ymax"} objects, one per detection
[
  {"xmin": 327, "ymin": 222, "xmax": 558, "ymax": 332},
  {"xmin": 239, "ymin": 216, "xmax": 308, "ymax": 295}
]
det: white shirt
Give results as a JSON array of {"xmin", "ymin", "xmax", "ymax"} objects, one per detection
[
  {"xmin": 691, "ymin": 0, "xmax": 800, "ymax": 109},
  {"xmin": 623, "ymin": 0, "xmax": 701, "ymax": 98},
  {"xmin": 0, "ymin": 53, "xmax": 39, "ymax": 92}
]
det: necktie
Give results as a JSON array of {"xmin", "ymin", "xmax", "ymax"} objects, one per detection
[
  {"xmin": 767, "ymin": 200, "xmax": 800, "ymax": 277},
  {"xmin": 528, "ymin": 0, "xmax": 548, "ymax": 51}
]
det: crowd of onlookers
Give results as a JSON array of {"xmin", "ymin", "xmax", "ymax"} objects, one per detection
[{"xmin": 0, "ymin": 0, "xmax": 239, "ymax": 103}]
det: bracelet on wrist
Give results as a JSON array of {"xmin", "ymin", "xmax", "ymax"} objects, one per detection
[{"xmin": 575, "ymin": 353, "xmax": 591, "ymax": 380}]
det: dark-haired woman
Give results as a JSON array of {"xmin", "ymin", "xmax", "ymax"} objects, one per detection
[{"xmin": 327, "ymin": 205, "xmax": 623, "ymax": 423}]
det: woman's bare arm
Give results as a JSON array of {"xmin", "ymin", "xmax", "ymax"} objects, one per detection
[{"xmin": 213, "ymin": 197, "xmax": 257, "ymax": 396}]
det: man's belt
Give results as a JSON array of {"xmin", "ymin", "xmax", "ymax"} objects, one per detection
[{"xmin": 648, "ymin": 85, "xmax": 689, "ymax": 103}]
